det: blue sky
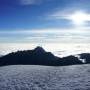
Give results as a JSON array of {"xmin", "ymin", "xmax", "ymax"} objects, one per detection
[
  {"xmin": 0, "ymin": 0, "xmax": 90, "ymax": 55},
  {"xmin": 0, "ymin": 0, "xmax": 90, "ymax": 43},
  {"xmin": 0, "ymin": 0, "xmax": 90, "ymax": 30}
]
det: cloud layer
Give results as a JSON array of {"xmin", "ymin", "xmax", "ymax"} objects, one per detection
[
  {"xmin": 20, "ymin": 0, "xmax": 42, "ymax": 5},
  {"xmin": 0, "ymin": 28, "xmax": 90, "ymax": 43}
]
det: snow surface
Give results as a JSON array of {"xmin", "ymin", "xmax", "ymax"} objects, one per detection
[{"xmin": 0, "ymin": 64, "xmax": 90, "ymax": 90}]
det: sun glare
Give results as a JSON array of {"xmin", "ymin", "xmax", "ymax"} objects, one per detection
[{"xmin": 69, "ymin": 11, "xmax": 90, "ymax": 26}]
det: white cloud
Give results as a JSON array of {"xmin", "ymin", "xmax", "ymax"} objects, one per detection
[
  {"xmin": 0, "ymin": 29, "xmax": 90, "ymax": 56},
  {"xmin": 49, "ymin": 10, "xmax": 90, "ymax": 23},
  {"xmin": 0, "ymin": 43, "xmax": 90, "ymax": 57},
  {"xmin": 20, "ymin": 0, "xmax": 42, "ymax": 5},
  {"xmin": 0, "ymin": 27, "xmax": 90, "ymax": 44}
]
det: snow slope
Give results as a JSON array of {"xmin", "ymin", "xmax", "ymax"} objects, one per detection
[{"xmin": 0, "ymin": 64, "xmax": 90, "ymax": 90}]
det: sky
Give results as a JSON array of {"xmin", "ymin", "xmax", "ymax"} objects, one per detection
[
  {"xmin": 0, "ymin": 0, "xmax": 90, "ymax": 56},
  {"xmin": 0, "ymin": 0, "xmax": 90, "ymax": 30}
]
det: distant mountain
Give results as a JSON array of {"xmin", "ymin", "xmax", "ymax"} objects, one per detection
[
  {"xmin": 79, "ymin": 53, "xmax": 90, "ymax": 63},
  {"xmin": 59, "ymin": 55, "xmax": 83, "ymax": 66},
  {"xmin": 0, "ymin": 47, "xmax": 60, "ymax": 66},
  {"xmin": 0, "ymin": 46, "xmax": 85, "ymax": 66}
]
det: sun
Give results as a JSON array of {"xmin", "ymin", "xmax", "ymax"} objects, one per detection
[{"xmin": 69, "ymin": 11, "xmax": 89, "ymax": 26}]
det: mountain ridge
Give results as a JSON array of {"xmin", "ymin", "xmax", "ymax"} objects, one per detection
[{"xmin": 0, "ymin": 46, "xmax": 90, "ymax": 66}]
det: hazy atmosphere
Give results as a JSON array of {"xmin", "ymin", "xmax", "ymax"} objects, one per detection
[
  {"xmin": 0, "ymin": 0, "xmax": 90, "ymax": 57},
  {"xmin": 0, "ymin": 0, "xmax": 90, "ymax": 90}
]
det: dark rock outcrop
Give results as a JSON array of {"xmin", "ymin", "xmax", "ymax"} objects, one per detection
[
  {"xmin": 79, "ymin": 53, "xmax": 90, "ymax": 63},
  {"xmin": 0, "ymin": 46, "xmax": 83, "ymax": 66}
]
